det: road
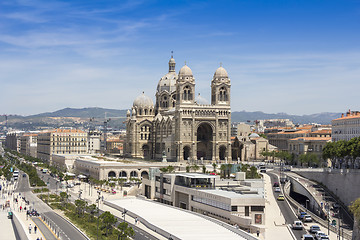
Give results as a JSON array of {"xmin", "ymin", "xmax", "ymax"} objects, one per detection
[
  {"xmin": 38, "ymin": 169, "xmax": 160, "ymax": 240},
  {"xmin": 16, "ymin": 170, "xmax": 88, "ymax": 240},
  {"xmin": 267, "ymin": 170, "xmax": 307, "ymax": 240}
]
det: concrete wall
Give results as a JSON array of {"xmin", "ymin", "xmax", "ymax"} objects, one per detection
[{"xmin": 294, "ymin": 169, "xmax": 360, "ymax": 206}]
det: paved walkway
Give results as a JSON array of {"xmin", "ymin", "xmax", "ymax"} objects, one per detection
[
  {"xmin": 0, "ymin": 177, "xmax": 59, "ymax": 240},
  {"xmin": 262, "ymin": 172, "xmax": 293, "ymax": 240}
]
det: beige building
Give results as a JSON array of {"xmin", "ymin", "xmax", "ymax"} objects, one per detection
[
  {"xmin": 332, "ymin": 110, "xmax": 360, "ymax": 141},
  {"xmin": 125, "ymin": 56, "xmax": 232, "ymax": 162},
  {"xmin": 142, "ymin": 172, "xmax": 265, "ymax": 231},
  {"xmin": 37, "ymin": 129, "xmax": 88, "ymax": 163},
  {"xmin": 266, "ymin": 129, "xmax": 310, "ymax": 151},
  {"xmin": 288, "ymin": 137, "xmax": 331, "ymax": 164},
  {"xmin": 74, "ymin": 157, "xmax": 169, "ymax": 180},
  {"xmin": 20, "ymin": 133, "xmax": 38, "ymax": 157}
]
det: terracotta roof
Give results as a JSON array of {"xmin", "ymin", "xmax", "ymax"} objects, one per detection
[
  {"xmin": 296, "ymin": 125, "xmax": 313, "ymax": 130},
  {"xmin": 333, "ymin": 115, "xmax": 360, "ymax": 121},
  {"xmin": 289, "ymin": 137, "xmax": 331, "ymax": 141},
  {"xmin": 311, "ymin": 129, "xmax": 331, "ymax": 134},
  {"xmin": 277, "ymin": 130, "xmax": 310, "ymax": 134}
]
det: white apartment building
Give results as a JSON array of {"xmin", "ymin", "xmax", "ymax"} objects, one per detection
[
  {"xmin": 332, "ymin": 110, "xmax": 360, "ymax": 141},
  {"xmin": 88, "ymin": 131, "xmax": 101, "ymax": 154},
  {"xmin": 142, "ymin": 171, "xmax": 265, "ymax": 232},
  {"xmin": 37, "ymin": 129, "xmax": 88, "ymax": 163}
]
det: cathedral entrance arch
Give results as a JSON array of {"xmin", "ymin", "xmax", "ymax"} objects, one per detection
[
  {"xmin": 142, "ymin": 144, "xmax": 150, "ymax": 159},
  {"xmin": 197, "ymin": 123, "xmax": 213, "ymax": 160},
  {"xmin": 219, "ymin": 145, "xmax": 226, "ymax": 160},
  {"xmin": 183, "ymin": 146, "xmax": 191, "ymax": 161}
]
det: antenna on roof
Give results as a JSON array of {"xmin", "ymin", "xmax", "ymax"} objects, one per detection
[
  {"xmin": 171, "ymin": 51, "xmax": 173, "ymax": 58},
  {"xmin": 220, "ymin": 62, "xmax": 222, "ymax": 67}
]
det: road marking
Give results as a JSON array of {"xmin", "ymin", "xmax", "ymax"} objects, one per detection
[{"xmin": 145, "ymin": 236, "xmax": 149, "ymax": 238}]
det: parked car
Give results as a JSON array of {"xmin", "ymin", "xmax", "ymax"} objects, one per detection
[
  {"xmin": 292, "ymin": 221, "xmax": 303, "ymax": 230},
  {"xmin": 303, "ymin": 215, "xmax": 312, "ymax": 222},
  {"xmin": 309, "ymin": 225, "xmax": 321, "ymax": 233},
  {"xmin": 274, "ymin": 187, "xmax": 281, "ymax": 192},
  {"xmin": 277, "ymin": 194, "xmax": 285, "ymax": 201},
  {"xmin": 315, "ymin": 231, "xmax": 327, "ymax": 240},
  {"xmin": 302, "ymin": 234, "xmax": 314, "ymax": 240},
  {"xmin": 67, "ymin": 183, "xmax": 74, "ymax": 188}
]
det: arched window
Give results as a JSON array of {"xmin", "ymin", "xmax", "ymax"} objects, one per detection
[
  {"xmin": 219, "ymin": 87, "xmax": 228, "ymax": 101},
  {"xmin": 182, "ymin": 86, "xmax": 192, "ymax": 101}
]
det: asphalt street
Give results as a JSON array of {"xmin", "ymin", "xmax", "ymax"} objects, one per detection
[
  {"xmin": 15, "ymin": 170, "xmax": 88, "ymax": 240},
  {"xmin": 267, "ymin": 170, "xmax": 307, "ymax": 240}
]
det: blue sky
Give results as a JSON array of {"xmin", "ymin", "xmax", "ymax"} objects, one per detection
[{"xmin": 1, "ymin": 0, "xmax": 359, "ymax": 116}]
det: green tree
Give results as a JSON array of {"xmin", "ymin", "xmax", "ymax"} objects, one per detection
[
  {"xmin": 186, "ymin": 166, "xmax": 190, "ymax": 173},
  {"xmin": 202, "ymin": 165, "xmax": 206, "ymax": 174},
  {"xmin": 75, "ymin": 199, "xmax": 88, "ymax": 217},
  {"xmin": 191, "ymin": 164, "xmax": 200, "ymax": 172},
  {"xmin": 212, "ymin": 163, "xmax": 217, "ymax": 172},
  {"xmin": 60, "ymin": 191, "xmax": 69, "ymax": 207},
  {"xmin": 117, "ymin": 221, "xmax": 135, "ymax": 240},
  {"xmin": 100, "ymin": 211, "xmax": 117, "ymax": 236},
  {"xmin": 118, "ymin": 178, "xmax": 126, "ymax": 191},
  {"xmin": 86, "ymin": 204, "xmax": 97, "ymax": 222},
  {"xmin": 160, "ymin": 167, "xmax": 168, "ymax": 173},
  {"xmin": 167, "ymin": 165, "xmax": 175, "ymax": 173}
]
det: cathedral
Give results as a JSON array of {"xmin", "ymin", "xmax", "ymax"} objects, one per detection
[{"xmin": 124, "ymin": 55, "xmax": 232, "ymax": 162}]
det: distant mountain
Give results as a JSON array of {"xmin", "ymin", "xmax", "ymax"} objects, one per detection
[
  {"xmin": 231, "ymin": 111, "xmax": 341, "ymax": 125},
  {"xmin": 28, "ymin": 107, "xmax": 127, "ymax": 119},
  {"xmin": 1, "ymin": 107, "xmax": 341, "ymax": 130}
]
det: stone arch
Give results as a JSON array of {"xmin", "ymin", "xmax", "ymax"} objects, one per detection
[
  {"xmin": 197, "ymin": 122, "xmax": 213, "ymax": 160},
  {"xmin": 119, "ymin": 171, "xmax": 127, "ymax": 179},
  {"xmin": 130, "ymin": 170, "xmax": 138, "ymax": 178},
  {"xmin": 141, "ymin": 170, "xmax": 149, "ymax": 179},
  {"xmin": 219, "ymin": 145, "xmax": 226, "ymax": 160},
  {"xmin": 183, "ymin": 145, "xmax": 191, "ymax": 161},
  {"xmin": 108, "ymin": 171, "xmax": 116, "ymax": 179},
  {"xmin": 142, "ymin": 144, "xmax": 150, "ymax": 159}
]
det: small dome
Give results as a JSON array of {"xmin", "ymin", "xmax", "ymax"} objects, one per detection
[
  {"xmin": 133, "ymin": 92, "xmax": 154, "ymax": 108},
  {"xmin": 214, "ymin": 66, "xmax": 228, "ymax": 78},
  {"xmin": 195, "ymin": 93, "xmax": 209, "ymax": 105},
  {"xmin": 169, "ymin": 57, "xmax": 175, "ymax": 64},
  {"xmin": 249, "ymin": 133, "xmax": 260, "ymax": 138},
  {"xmin": 179, "ymin": 65, "xmax": 193, "ymax": 76}
]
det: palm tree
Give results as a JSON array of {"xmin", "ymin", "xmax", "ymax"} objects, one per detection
[{"xmin": 212, "ymin": 163, "xmax": 217, "ymax": 173}]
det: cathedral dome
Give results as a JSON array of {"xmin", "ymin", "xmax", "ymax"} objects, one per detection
[
  {"xmin": 214, "ymin": 66, "xmax": 228, "ymax": 78},
  {"xmin": 179, "ymin": 65, "xmax": 193, "ymax": 76},
  {"xmin": 133, "ymin": 92, "xmax": 154, "ymax": 108},
  {"xmin": 157, "ymin": 72, "xmax": 177, "ymax": 93}
]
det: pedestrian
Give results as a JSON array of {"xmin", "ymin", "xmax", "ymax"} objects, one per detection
[
  {"xmin": 135, "ymin": 217, "xmax": 138, "ymax": 225},
  {"xmin": 34, "ymin": 225, "xmax": 37, "ymax": 234},
  {"xmin": 256, "ymin": 230, "xmax": 260, "ymax": 237},
  {"xmin": 20, "ymin": 206, "xmax": 22, "ymax": 212},
  {"xmin": 29, "ymin": 224, "xmax": 32, "ymax": 234}
]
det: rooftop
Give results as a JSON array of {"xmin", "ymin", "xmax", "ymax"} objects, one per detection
[{"xmin": 108, "ymin": 198, "xmax": 248, "ymax": 240}]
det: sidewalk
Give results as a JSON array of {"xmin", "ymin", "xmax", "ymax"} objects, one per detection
[
  {"xmin": 1, "ymin": 177, "xmax": 57, "ymax": 240},
  {"xmin": 262, "ymin": 172, "xmax": 293, "ymax": 240}
]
